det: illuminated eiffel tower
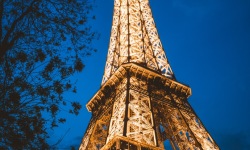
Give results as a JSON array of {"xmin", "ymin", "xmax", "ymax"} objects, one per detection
[{"xmin": 79, "ymin": 0, "xmax": 219, "ymax": 149}]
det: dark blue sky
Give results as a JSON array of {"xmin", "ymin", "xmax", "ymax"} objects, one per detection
[{"xmin": 49, "ymin": 0, "xmax": 250, "ymax": 149}]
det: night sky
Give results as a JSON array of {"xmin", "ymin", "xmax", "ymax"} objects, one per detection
[{"xmin": 49, "ymin": 0, "xmax": 250, "ymax": 149}]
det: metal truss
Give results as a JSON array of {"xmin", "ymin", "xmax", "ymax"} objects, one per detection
[
  {"xmin": 79, "ymin": 0, "xmax": 219, "ymax": 149},
  {"xmin": 102, "ymin": 0, "xmax": 174, "ymax": 85},
  {"xmin": 127, "ymin": 81, "xmax": 156, "ymax": 146},
  {"xmin": 107, "ymin": 90, "xmax": 126, "ymax": 142},
  {"xmin": 79, "ymin": 64, "xmax": 219, "ymax": 150}
]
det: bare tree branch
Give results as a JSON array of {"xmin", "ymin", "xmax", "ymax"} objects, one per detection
[{"xmin": 0, "ymin": 0, "xmax": 36, "ymax": 59}]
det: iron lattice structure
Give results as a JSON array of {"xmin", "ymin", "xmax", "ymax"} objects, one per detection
[{"xmin": 79, "ymin": 0, "xmax": 219, "ymax": 150}]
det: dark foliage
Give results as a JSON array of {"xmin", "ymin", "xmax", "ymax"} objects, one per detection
[{"xmin": 0, "ymin": 0, "xmax": 96, "ymax": 149}]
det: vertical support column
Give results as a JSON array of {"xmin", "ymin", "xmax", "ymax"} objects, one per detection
[
  {"xmin": 155, "ymin": 105, "xmax": 177, "ymax": 150},
  {"xmin": 168, "ymin": 92, "xmax": 203, "ymax": 149},
  {"xmin": 106, "ymin": 79, "xmax": 127, "ymax": 143},
  {"xmin": 126, "ymin": 0, "xmax": 131, "ymax": 63},
  {"xmin": 148, "ymin": 83, "xmax": 159, "ymax": 147},
  {"xmin": 116, "ymin": 139, "xmax": 120, "ymax": 149},
  {"xmin": 180, "ymin": 97, "xmax": 220, "ymax": 149},
  {"xmin": 123, "ymin": 69, "xmax": 130, "ymax": 136},
  {"xmin": 105, "ymin": 96, "xmax": 116, "ymax": 145}
]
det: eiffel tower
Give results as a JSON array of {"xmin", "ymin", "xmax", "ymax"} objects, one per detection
[{"xmin": 79, "ymin": 0, "xmax": 219, "ymax": 149}]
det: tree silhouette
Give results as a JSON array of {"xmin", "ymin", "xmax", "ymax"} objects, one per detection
[{"xmin": 0, "ymin": 0, "xmax": 97, "ymax": 149}]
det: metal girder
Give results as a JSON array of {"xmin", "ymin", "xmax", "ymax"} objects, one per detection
[
  {"xmin": 79, "ymin": 0, "xmax": 219, "ymax": 149},
  {"xmin": 79, "ymin": 64, "xmax": 219, "ymax": 149},
  {"xmin": 102, "ymin": 0, "xmax": 174, "ymax": 85}
]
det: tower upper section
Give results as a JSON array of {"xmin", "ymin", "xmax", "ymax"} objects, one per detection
[{"xmin": 102, "ymin": 0, "xmax": 174, "ymax": 84}]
